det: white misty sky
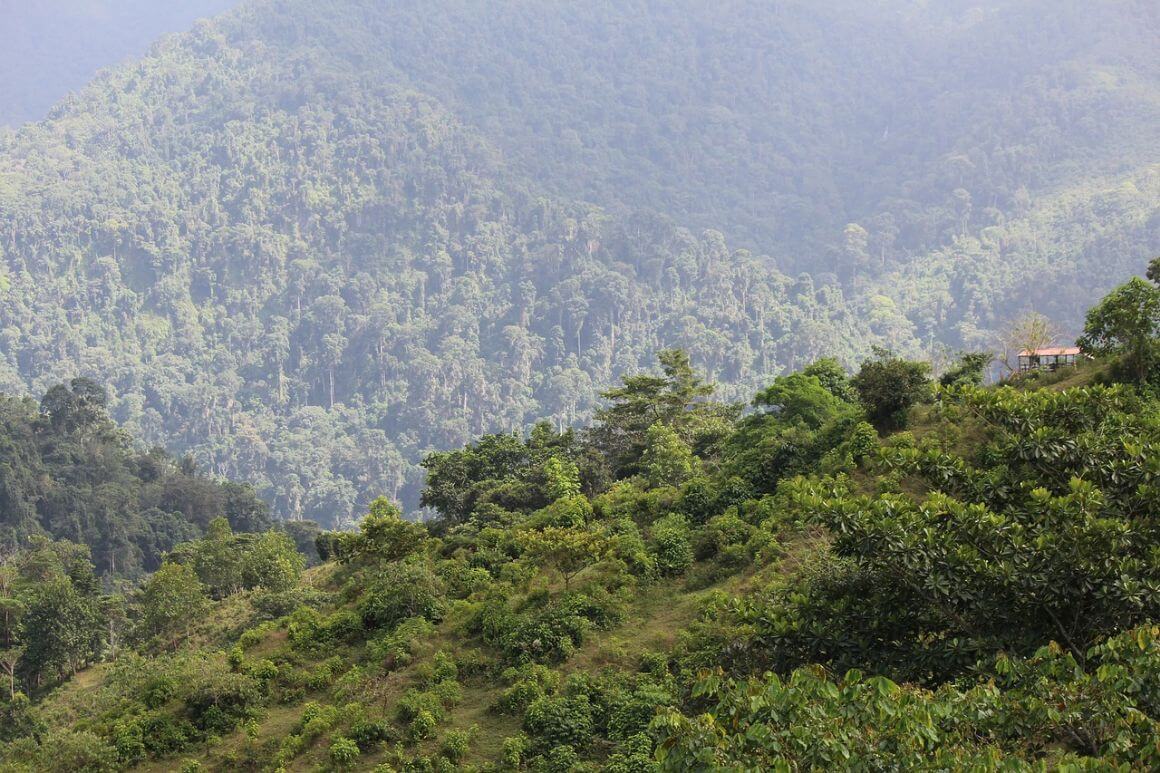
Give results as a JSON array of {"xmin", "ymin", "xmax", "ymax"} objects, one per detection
[{"xmin": 0, "ymin": 0, "xmax": 240, "ymax": 127}]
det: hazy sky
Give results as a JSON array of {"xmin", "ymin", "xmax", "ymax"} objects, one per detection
[{"xmin": 0, "ymin": 0, "xmax": 240, "ymax": 127}]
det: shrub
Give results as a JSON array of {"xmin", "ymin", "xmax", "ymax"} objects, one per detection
[
  {"xmin": 411, "ymin": 709, "xmax": 438, "ymax": 741},
  {"xmin": 252, "ymin": 587, "xmax": 327, "ymax": 620},
  {"xmin": 605, "ymin": 732, "xmax": 655, "ymax": 773},
  {"xmin": 555, "ymin": 589, "xmax": 626, "ymax": 630},
  {"xmin": 607, "ymin": 518, "xmax": 656, "ymax": 579},
  {"xmin": 350, "ymin": 718, "xmax": 394, "ymax": 750},
  {"xmin": 184, "ymin": 672, "xmax": 262, "ymax": 734},
  {"xmin": 440, "ymin": 726, "xmax": 477, "ymax": 763},
  {"xmin": 299, "ymin": 702, "xmax": 340, "ymax": 739},
  {"xmin": 495, "ymin": 665, "xmax": 562, "ymax": 715},
  {"xmin": 141, "ymin": 674, "xmax": 179, "ymax": 709},
  {"xmin": 368, "ymin": 617, "xmax": 436, "ymax": 673},
  {"xmin": 112, "ymin": 722, "xmax": 146, "ymax": 765},
  {"xmin": 138, "ymin": 712, "xmax": 197, "ymax": 757},
  {"xmin": 650, "ymin": 514, "xmax": 693, "ymax": 575},
  {"xmin": 501, "ymin": 605, "xmax": 589, "ymax": 664},
  {"xmin": 437, "ymin": 559, "xmax": 494, "ymax": 599},
  {"xmin": 523, "ymin": 694, "xmax": 594, "ymax": 750},
  {"xmin": 359, "ymin": 562, "xmax": 445, "ymax": 631},
  {"xmin": 694, "ymin": 510, "xmax": 753, "ymax": 561},
  {"xmin": 539, "ymin": 744, "xmax": 580, "ymax": 772},
  {"xmin": 36, "ymin": 730, "xmax": 119, "ymax": 773},
  {"xmin": 502, "ymin": 734, "xmax": 530, "ymax": 768},
  {"xmin": 329, "ymin": 735, "xmax": 361, "ymax": 767},
  {"xmin": 851, "ymin": 348, "xmax": 932, "ymax": 432}
]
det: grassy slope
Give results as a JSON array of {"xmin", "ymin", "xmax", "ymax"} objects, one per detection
[{"xmin": 31, "ymin": 550, "xmax": 802, "ymax": 771}]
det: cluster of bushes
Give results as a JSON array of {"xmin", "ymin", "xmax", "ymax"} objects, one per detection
[
  {"xmin": 472, "ymin": 588, "xmax": 627, "ymax": 665},
  {"xmin": 495, "ymin": 666, "xmax": 677, "ymax": 770}
]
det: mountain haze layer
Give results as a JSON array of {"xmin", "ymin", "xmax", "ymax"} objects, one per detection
[
  {"xmin": 0, "ymin": 0, "xmax": 240, "ymax": 127},
  {"xmin": 0, "ymin": 0, "xmax": 1158, "ymax": 524}
]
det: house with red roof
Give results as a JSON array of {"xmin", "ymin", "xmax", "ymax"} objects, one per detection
[{"xmin": 1018, "ymin": 346, "xmax": 1082, "ymax": 373}]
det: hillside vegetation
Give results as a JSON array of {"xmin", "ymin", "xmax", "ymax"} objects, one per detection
[
  {"xmin": 3, "ymin": 269, "xmax": 1160, "ymax": 770},
  {"xmin": 1, "ymin": 0, "xmax": 1158, "ymax": 523},
  {"xmin": 0, "ymin": 378, "xmax": 269, "ymax": 577}
]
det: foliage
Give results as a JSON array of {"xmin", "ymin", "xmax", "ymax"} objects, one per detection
[
  {"xmin": 654, "ymin": 630, "xmax": 1160, "ymax": 772},
  {"xmin": 518, "ymin": 525, "xmax": 611, "ymax": 591},
  {"xmin": 135, "ymin": 562, "xmax": 207, "ymax": 650},
  {"xmin": 938, "ymin": 352, "xmax": 991, "ymax": 388},
  {"xmin": 851, "ymin": 348, "xmax": 932, "ymax": 431},
  {"xmin": 1079, "ymin": 275, "xmax": 1160, "ymax": 383},
  {"xmin": 0, "ymin": 382, "xmax": 270, "ymax": 576},
  {"xmin": 359, "ymin": 562, "xmax": 445, "ymax": 632}
]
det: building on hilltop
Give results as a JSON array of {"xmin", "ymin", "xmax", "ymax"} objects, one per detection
[{"xmin": 1018, "ymin": 346, "xmax": 1081, "ymax": 373}]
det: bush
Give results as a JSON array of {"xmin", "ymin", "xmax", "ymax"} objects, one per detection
[
  {"xmin": 324, "ymin": 609, "xmax": 365, "ymax": 643},
  {"xmin": 350, "ymin": 718, "xmax": 394, "ymax": 750},
  {"xmin": 495, "ymin": 665, "xmax": 562, "ymax": 715},
  {"xmin": 329, "ymin": 735, "xmax": 361, "ymax": 767},
  {"xmin": 593, "ymin": 481, "xmax": 679, "ymax": 527},
  {"xmin": 500, "ymin": 605, "xmax": 589, "ymax": 664},
  {"xmin": 502, "ymin": 734, "xmax": 530, "ymax": 768},
  {"xmin": 437, "ymin": 559, "xmax": 494, "ymax": 599},
  {"xmin": 650, "ymin": 514, "xmax": 693, "ymax": 576},
  {"xmin": 138, "ymin": 712, "xmax": 198, "ymax": 757},
  {"xmin": 851, "ymin": 348, "xmax": 932, "ymax": 432},
  {"xmin": 359, "ymin": 562, "xmax": 445, "ymax": 631},
  {"xmin": 299, "ymin": 702, "xmax": 340, "ymax": 739},
  {"xmin": 141, "ymin": 674, "xmax": 179, "ymax": 709},
  {"xmin": 555, "ymin": 589, "xmax": 626, "ymax": 630},
  {"xmin": 184, "ymin": 672, "xmax": 262, "ymax": 734},
  {"xmin": 35, "ymin": 730, "xmax": 119, "ymax": 773},
  {"xmin": 694, "ymin": 510, "xmax": 753, "ymax": 561},
  {"xmin": 112, "ymin": 722, "xmax": 146, "ymax": 765},
  {"xmin": 523, "ymin": 694, "xmax": 594, "ymax": 750},
  {"xmin": 410, "ymin": 709, "xmax": 438, "ymax": 741},
  {"xmin": 607, "ymin": 518, "xmax": 656, "ymax": 578},
  {"xmin": 368, "ymin": 617, "xmax": 436, "ymax": 673},
  {"xmin": 251, "ymin": 587, "xmax": 327, "ymax": 620},
  {"xmin": 440, "ymin": 726, "xmax": 477, "ymax": 763}
]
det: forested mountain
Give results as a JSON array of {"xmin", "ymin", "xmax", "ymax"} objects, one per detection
[
  {"xmin": 0, "ymin": 0, "xmax": 239, "ymax": 127},
  {"xmin": 0, "ymin": 0, "xmax": 1157, "ymax": 524}
]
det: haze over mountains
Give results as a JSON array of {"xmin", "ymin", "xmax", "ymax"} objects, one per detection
[
  {"xmin": 0, "ymin": 0, "xmax": 1157, "ymax": 524},
  {"xmin": 0, "ymin": 0, "xmax": 240, "ymax": 128}
]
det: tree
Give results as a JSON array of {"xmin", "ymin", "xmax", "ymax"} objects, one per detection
[
  {"xmin": 240, "ymin": 531, "xmax": 305, "ymax": 591},
  {"xmin": 358, "ymin": 562, "xmax": 445, "ymax": 630},
  {"xmin": 346, "ymin": 497, "xmax": 426, "ymax": 564},
  {"xmin": 0, "ymin": 645, "xmax": 21, "ymax": 700},
  {"xmin": 591, "ymin": 349, "xmax": 716, "ymax": 475},
  {"xmin": 1078, "ymin": 276, "xmax": 1160, "ymax": 383},
  {"xmin": 544, "ymin": 457, "xmax": 581, "ymax": 500},
  {"xmin": 939, "ymin": 352, "xmax": 992, "ymax": 388},
  {"xmin": 850, "ymin": 348, "xmax": 932, "ymax": 432},
  {"xmin": 752, "ymin": 373, "xmax": 855, "ymax": 430},
  {"xmin": 518, "ymin": 526, "xmax": 611, "ymax": 592},
  {"xmin": 136, "ymin": 562, "xmax": 207, "ymax": 650},
  {"xmin": 185, "ymin": 517, "xmax": 245, "ymax": 598},
  {"xmin": 18, "ymin": 579, "xmax": 101, "ymax": 684},
  {"xmin": 640, "ymin": 423, "xmax": 698, "ymax": 487},
  {"xmin": 801, "ymin": 358, "xmax": 856, "ymax": 402}
]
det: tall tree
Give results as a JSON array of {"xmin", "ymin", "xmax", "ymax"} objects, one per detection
[{"xmin": 1079, "ymin": 277, "xmax": 1160, "ymax": 383}]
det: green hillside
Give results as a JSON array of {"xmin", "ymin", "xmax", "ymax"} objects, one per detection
[{"xmin": 4, "ymin": 271, "xmax": 1160, "ymax": 771}]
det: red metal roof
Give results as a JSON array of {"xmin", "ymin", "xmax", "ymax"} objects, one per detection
[{"xmin": 1018, "ymin": 347, "xmax": 1081, "ymax": 357}]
